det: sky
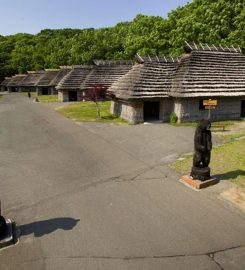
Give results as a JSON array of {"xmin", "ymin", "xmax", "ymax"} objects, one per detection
[{"xmin": 0, "ymin": 0, "xmax": 191, "ymax": 36}]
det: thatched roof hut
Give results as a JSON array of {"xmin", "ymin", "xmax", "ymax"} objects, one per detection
[
  {"xmin": 35, "ymin": 67, "xmax": 71, "ymax": 95},
  {"xmin": 7, "ymin": 75, "xmax": 26, "ymax": 87},
  {"xmin": 111, "ymin": 43, "xmax": 245, "ymax": 123},
  {"xmin": 6, "ymin": 75, "xmax": 27, "ymax": 92},
  {"xmin": 19, "ymin": 71, "xmax": 45, "ymax": 91},
  {"xmin": 56, "ymin": 65, "xmax": 94, "ymax": 101},
  {"xmin": 1, "ymin": 77, "xmax": 12, "ymax": 86},
  {"xmin": 110, "ymin": 57, "xmax": 179, "ymax": 100},
  {"xmin": 1, "ymin": 77, "xmax": 12, "ymax": 91},
  {"xmin": 80, "ymin": 60, "xmax": 133, "ymax": 91},
  {"xmin": 170, "ymin": 42, "xmax": 245, "ymax": 97}
]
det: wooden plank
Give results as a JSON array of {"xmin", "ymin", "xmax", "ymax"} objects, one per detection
[{"xmin": 205, "ymin": 105, "xmax": 216, "ymax": 110}]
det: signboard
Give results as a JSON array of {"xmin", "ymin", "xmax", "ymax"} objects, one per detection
[{"xmin": 203, "ymin": 99, "xmax": 218, "ymax": 106}]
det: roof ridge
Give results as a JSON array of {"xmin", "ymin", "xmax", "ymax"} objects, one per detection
[
  {"xmin": 93, "ymin": 59, "xmax": 133, "ymax": 66},
  {"xmin": 72, "ymin": 65, "xmax": 94, "ymax": 69},
  {"xmin": 136, "ymin": 53, "xmax": 181, "ymax": 63},
  {"xmin": 184, "ymin": 41, "xmax": 242, "ymax": 53}
]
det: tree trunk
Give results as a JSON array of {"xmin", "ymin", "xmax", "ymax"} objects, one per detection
[{"xmin": 95, "ymin": 102, "xmax": 101, "ymax": 119}]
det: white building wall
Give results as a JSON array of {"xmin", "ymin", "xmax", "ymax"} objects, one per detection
[
  {"xmin": 174, "ymin": 97, "xmax": 244, "ymax": 122},
  {"xmin": 111, "ymin": 100, "xmax": 144, "ymax": 124}
]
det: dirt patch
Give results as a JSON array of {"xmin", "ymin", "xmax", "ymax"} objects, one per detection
[
  {"xmin": 214, "ymin": 121, "xmax": 245, "ymax": 136},
  {"xmin": 221, "ymin": 188, "xmax": 245, "ymax": 211}
]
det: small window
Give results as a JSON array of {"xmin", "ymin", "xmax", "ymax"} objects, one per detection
[{"xmin": 199, "ymin": 99, "xmax": 205, "ymax": 110}]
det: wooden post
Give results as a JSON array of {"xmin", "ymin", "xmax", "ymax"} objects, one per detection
[{"xmin": 203, "ymin": 100, "xmax": 217, "ymax": 120}]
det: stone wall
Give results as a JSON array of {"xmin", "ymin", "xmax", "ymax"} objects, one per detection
[
  {"xmin": 159, "ymin": 98, "xmax": 174, "ymax": 122},
  {"xmin": 52, "ymin": 87, "xmax": 58, "ymax": 95},
  {"xmin": 37, "ymin": 87, "xmax": 58, "ymax": 96},
  {"xmin": 174, "ymin": 97, "xmax": 244, "ymax": 122},
  {"xmin": 111, "ymin": 100, "xmax": 144, "ymax": 124},
  {"xmin": 58, "ymin": 90, "xmax": 67, "ymax": 102},
  {"xmin": 58, "ymin": 90, "xmax": 83, "ymax": 102},
  {"xmin": 111, "ymin": 98, "xmax": 174, "ymax": 124}
]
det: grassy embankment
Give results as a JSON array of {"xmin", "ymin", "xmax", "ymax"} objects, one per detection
[
  {"xmin": 56, "ymin": 101, "xmax": 127, "ymax": 124},
  {"xmin": 171, "ymin": 121, "xmax": 245, "ymax": 188}
]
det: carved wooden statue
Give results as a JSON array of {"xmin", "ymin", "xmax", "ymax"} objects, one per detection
[{"xmin": 191, "ymin": 119, "xmax": 212, "ymax": 181}]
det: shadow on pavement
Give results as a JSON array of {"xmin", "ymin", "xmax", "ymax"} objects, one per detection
[
  {"xmin": 18, "ymin": 217, "xmax": 80, "ymax": 238},
  {"xmin": 213, "ymin": 169, "xmax": 245, "ymax": 181}
]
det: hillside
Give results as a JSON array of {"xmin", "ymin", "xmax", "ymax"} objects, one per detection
[{"xmin": 0, "ymin": 0, "xmax": 244, "ymax": 81}]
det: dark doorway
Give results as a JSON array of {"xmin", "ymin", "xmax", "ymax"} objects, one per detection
[
  {"xmin": 12, "ymin": 87, "xmax": 17, "ymax": 92},
  {"xmin": 144, "ymin": 101, "xmax": 160, "ymax": 121},
  {"xmin": 41, "ymin": 88, "xmax": 49, "ymax": 95},
  {"xmin": 69, "ymin": 91, "xmax": 78, "ymax": 101},
  {"xmin": 241, "ymin": 100, "xmax": 245, "ymax": 118}
]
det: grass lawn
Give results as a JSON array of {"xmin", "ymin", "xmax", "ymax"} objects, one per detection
[
  {"xmin": 20, "ymin": 92, "xmax": 59, "ymax": 103},
  {"xmin": 56, "ymin": 101, "xmax": 127, "ymax": 124},
  {"xmin": 37, "ymin": 95, "xmax": 60, "ymax": 103},
  {"xmin": 171, "ymin": 136, "xmax": 245, "ymax": 189}
]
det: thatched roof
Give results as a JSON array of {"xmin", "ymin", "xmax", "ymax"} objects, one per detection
[
  {"xmin": 170, "ymin": 46, "xmax": 245, "ymax": 97},
  {"xmin": 80, "ymin": 60, "xmax": 133, "ymax": 91},
  {"xmin": 110, "ymin": 59, "xmax": 178, "ymax": 100},
  {"xmin": 51, "ymin": 67, "xmax": 72, "ymax": 86},
  {"xmin": 7, "ymin": 75, "xmax": 26, "ymax": 87},
  {"xmin": 19, "ymin": 71, "xmax": 45, "ymax": 87},
  {"xmin": 1, "ymin": 77, "xmax": 12, "ymax": 86},
  {"xmin": 36, "ymin": 69, "xmax": 60, "ymax": 87},
  {"xmin": 112, "ymin": 44, "xmax": 245, "ymax": 100},
  {"xmin": 56, "ymin": 65, "xmax": 94, "ymax": 90}
]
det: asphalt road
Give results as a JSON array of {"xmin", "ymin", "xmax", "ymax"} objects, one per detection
[{"xmin": 0, "ymin": 93, "xmax": 244, "ymax": 270}]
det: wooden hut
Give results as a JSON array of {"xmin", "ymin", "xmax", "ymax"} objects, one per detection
[
  {"xmin": 56, "ymin": 65, "xmax": 94, "ymax": 102},
  {"xmin": 6, "ymin": 75, "xmax": 26, "ymax": 92},
  {"xmin": 0, "ymin": 77, "xmax": 12, "ymax": 92},
  {"xmin": 36, "ymin": 69, "xmax": 60, "ymax": 95},
  {"xmin": 110, "ymin": 56, "xmax": 179, "ymax": 123},
  {"xmin": 36, "ymin": 67, "xmax": 71, "ymax": 96},
  {"xmin": 111, "ymin": 43, "xmax": 245, "ymax": 123},
  {"xmin": 170, "ymin": 42, "xmax": 245, "ymax": 121},
  {"xmin": 18, "ymin": 71, "xmax": 45, "ymax": 92},
  {"xmin": 57, "ymin": 61, "xmax": 133, "ymax": 102}
]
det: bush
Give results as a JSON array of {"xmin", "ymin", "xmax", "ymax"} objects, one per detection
[{"xmin": 170, "ymin": 112, "xmax": 178, "ymax": 123}]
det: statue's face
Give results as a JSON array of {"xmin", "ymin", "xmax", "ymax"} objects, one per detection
[{"xmin": 198, "ymin": 119, "xmax": 211, "ymax": 131}]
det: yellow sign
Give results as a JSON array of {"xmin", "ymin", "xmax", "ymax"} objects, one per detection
[{"xmin": 203, "ymin": 99, "xmax": 218, "ymax": 106}]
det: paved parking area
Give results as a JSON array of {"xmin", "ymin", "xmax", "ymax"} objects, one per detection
[
  {"xmin": 0, "ymin": 94, "xmax": 244, "ymax": 270},
  {"xmin": 77, "ymin": 121, "xmax": 197, "ymax": 166}
]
